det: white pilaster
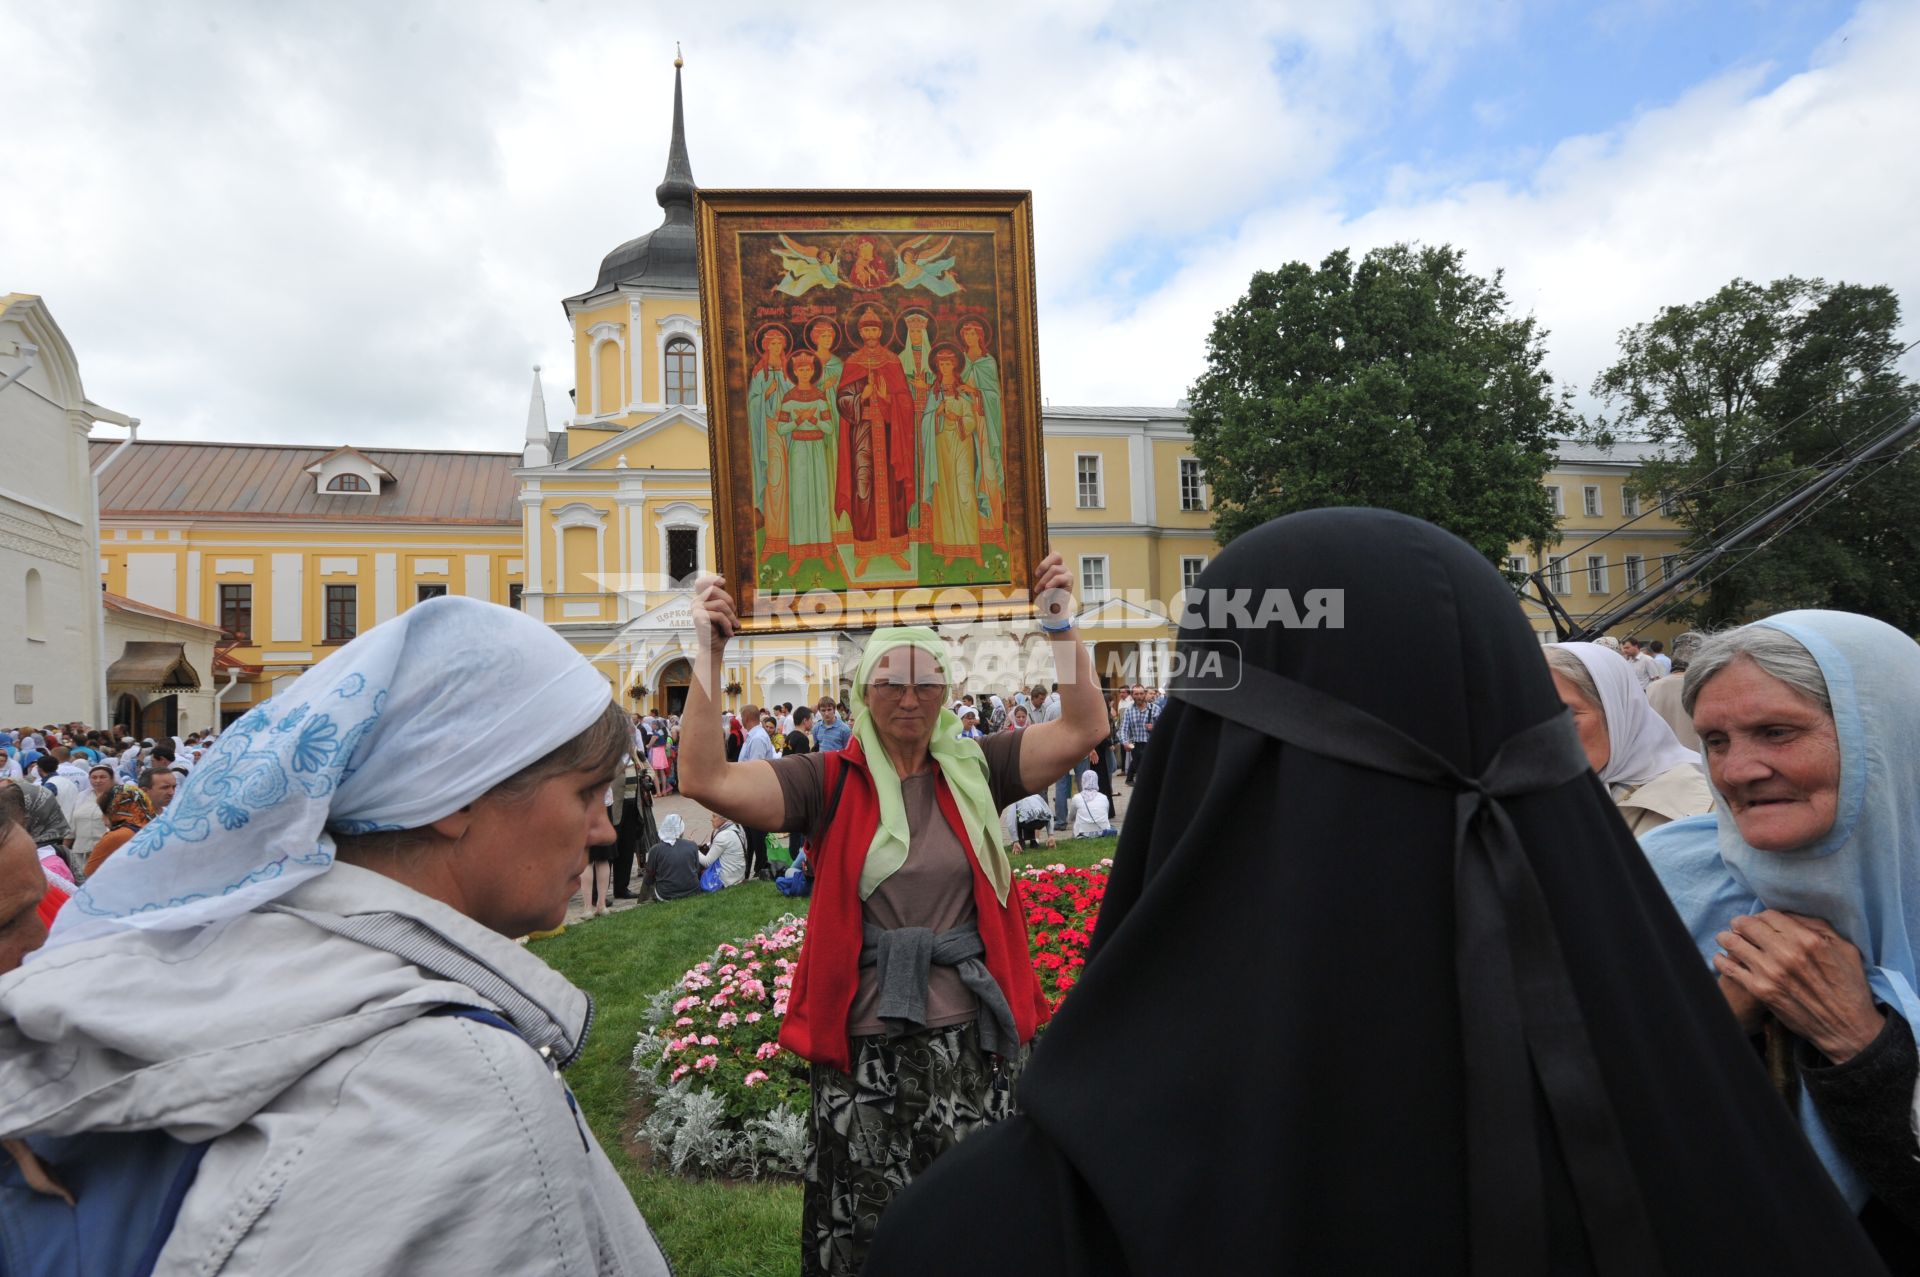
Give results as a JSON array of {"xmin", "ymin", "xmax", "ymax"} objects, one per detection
[
  {"xmin": 270, "ymin": 553, "xmax": 304, "ymax": 641},
  {"xmin": 184, "ymin": 552, "xmax": 202, "ymax": 619},
  {"xmin": 374, "ymin": 553, "xmax": 398, "ymax": 623}
]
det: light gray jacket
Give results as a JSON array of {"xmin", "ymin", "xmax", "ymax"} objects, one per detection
[{"xmin": 0, "ymin": 863, "xmax": 671, "ymax": 1276}]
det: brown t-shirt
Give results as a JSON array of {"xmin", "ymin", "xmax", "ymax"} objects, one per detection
[{"xmin": 772, "ymin": 730, "xmax": 1027, "ymax": 1037}]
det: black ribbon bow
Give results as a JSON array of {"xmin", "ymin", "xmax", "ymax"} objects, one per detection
[{"xmin": 1174, "ymin": 657, "xmax": 1662, "ymax": 1277}]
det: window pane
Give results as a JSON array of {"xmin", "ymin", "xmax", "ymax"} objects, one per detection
[
  {"xmin": 1587, "ymin": 555, "xmax": 1605, "ymax": 593},
  {"xmin": 508, "ymin": 583, "xmax": 524, "ymax": 610},
  {"xmin": 416, "ymin": 583, "xmax": 447, "ymax": 602},
  {"xmin": 1584, "ymin": 487, "xmax": 1600, "ymax": 516},
  {"xmin": 668, "ymin": 527, "xmax": 699, "ymax": 584},
  {"xmin": 1076, "ymin": 456, "xmax": 1102, "ymax": 508},
  {"xmin": 665, "ymin": 338, "xmax": 697, "ymax": 406},
  {"xmin": 1624, "ymin": 556, "xmax": 1643, "ymax": 590},
  {"xmin": 219, "ymin": 583, "xmax": 252, "ymax": 641},
  {"xmin": 325, "ymin": 585, "xmax": 358, "ymax": 642},
  {"xmin": 1179, "ymin": 459, "xmax": 1206, "ymax": 511},
  {"xmin": 1181, "ymin": 556, "xmax": 1206, "ymax": 590}
]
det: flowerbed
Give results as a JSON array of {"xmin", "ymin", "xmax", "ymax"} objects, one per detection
[
  {"xmin": 633, "ymin": 862, "xmax": 1111, "ymax": 1179},
  {"xmin": 1018, "ymin": 861, "xmax": 1110, "ymax": 1004}
]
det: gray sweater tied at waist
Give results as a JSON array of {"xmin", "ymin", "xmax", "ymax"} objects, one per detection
[{"xmin": 858, "ymin": 922, "xmax": 1018, "ymax": 1058}]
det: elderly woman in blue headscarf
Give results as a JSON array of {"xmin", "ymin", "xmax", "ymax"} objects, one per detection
[
  {"xmin": 0, "ymin": 597, "xmax": 670, "ymax": 1275},
  {"xmin": 678, "ymin": 553, "xmax": 1110, "ymax": 1277},
  {"xmin": 1642, "ymin": 609, "xmax": 1920, "ymax": 1263}
]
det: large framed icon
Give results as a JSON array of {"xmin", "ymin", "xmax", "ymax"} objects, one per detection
[{"xmin": 694, "ymin": 189, "xmax": 1048, "ymax": 634}]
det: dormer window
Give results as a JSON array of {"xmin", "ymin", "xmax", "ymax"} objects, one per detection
[{"xmin": 306, "ymin": 446, "xmax": 393, "ymax": 497}]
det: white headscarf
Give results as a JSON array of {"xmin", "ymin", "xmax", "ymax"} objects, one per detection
[
  {"xmin": 1079, "ymin": 770, "xmax": 1100, "ymax": 793},
  {"xmin": 46, "ymin": 597, "xmax": 612, "ymax": 952},
  {"xmin": 658, "ymin": 813, "xmax": 685, "ymax": 843},
  {"xmin": 1550, "ymin": 642, "xmax": 1701, "ymax": 789}
]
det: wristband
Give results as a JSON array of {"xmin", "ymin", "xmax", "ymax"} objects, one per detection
[{"xmin": 1039, "ymin": 615, "xmax": 1075, "ymax": 634}]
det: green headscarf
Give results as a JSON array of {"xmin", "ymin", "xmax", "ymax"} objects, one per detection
[{"xmin": 848, "ymin": 627, "xmax": 1012, "ymax": 905}]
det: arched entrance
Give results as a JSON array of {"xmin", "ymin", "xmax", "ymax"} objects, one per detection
[
  {"xmin": 656, "ymin": 658, "xmax": 693, "ymax": 716},
  {"xmin": 113, "ymin": 693, "xmax": 143, "ymax": 738}
]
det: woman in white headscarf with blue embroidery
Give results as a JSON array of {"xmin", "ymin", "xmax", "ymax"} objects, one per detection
[
  {"xmin": 0, "ymin": 597, "xmax": 670, "ymax": 1276},
  {"xmin": 1642, "ymin": 609, "xmax": 1920, "ymax": 1265}
]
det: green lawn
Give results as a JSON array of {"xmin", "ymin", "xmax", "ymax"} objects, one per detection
[{"xmin": 531, "ymin": 836, "xmax": 1119, "ymax": 1277}]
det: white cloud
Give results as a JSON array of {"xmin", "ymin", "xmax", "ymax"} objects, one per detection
[
  {"xmin": 2, "ymin": 0, "xmax": 1909, "ymax": 447},
  {"xmin": 1050, "ymin": 0, "xmax": 1920, "ymax": 410}
]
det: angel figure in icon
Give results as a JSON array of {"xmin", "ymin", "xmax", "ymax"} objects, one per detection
[
  {"xmin": 772, "ymin": 234, "xmax": 842, "ymax": 296},
  {"xmin": 894, "ymin": 234, "xmax": 964, "ymax": 296}
]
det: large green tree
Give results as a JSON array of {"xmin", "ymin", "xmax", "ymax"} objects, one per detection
[
  {"xmin": 1590, "ymin": 277, "xmax": 1920, "ymax": 630},
  {"xmin": 1185, "ymin": 243, "xmax": 1566, "ymax": 564}
]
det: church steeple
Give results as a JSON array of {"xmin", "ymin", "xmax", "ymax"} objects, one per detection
[
  {"xmin": 654, "ymin": 50, "xmax": 696, "ymax": 225},
  {"xmin": 568, "ymin": 52, "xmax": 701, "ymax": 303},
  {"xmin": 523, "ymin": 365, "xmax": 551, "ymax": 467}
]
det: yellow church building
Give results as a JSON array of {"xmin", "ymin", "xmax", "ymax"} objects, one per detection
[{"xmin": 83, "ymin": 62, "xmax": 1685, "ymax": 730}]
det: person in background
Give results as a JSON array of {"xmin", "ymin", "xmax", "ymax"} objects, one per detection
[
  {"xmin": 140, "ymin": 767, "xmax": 178, "ymax": 814},
  {"xmin": 1068, "ymin": 770, "xmax": 1115, "ymax": 838},
  {"xmin": 1647, "ymin": 630, "xmax": 1704, "ymax": 750},
  {"xmin": 81, "ymin": 782, "xmax": 155, "ymax": 879},
  {"xmin": 814, "ymin": 700, "xmax": 852, "ymax": 753},
  {"xmin": 1649, "ymin": 638, "xmax": 1672, "ymax": 676},
  {"xmin": 707, "ymin": 812, "xmax": 749, "ymax": 889},
  {"xmin": 610, "ymin": 751, "xmax": 654, "ymax": 901},
  {"xmin": 646, "ymin": 813, "xmax": 718, "ymax": 902},
  {"xmin": 1003, "ymin": 792, "xmax": 1053, "ymax": 851},
  {"xmin": 1543, "ymin": 643, "xmax": 1712, "ymax": 835},
  {"xmin": 1117, "ymin": 684, "xmax": 1158, "ymax": 786},
  {"xmin": 0, "ymin": 780, "xmax": 69, "ymax": 856},
  {"xmin": 738, "ymin": 707, "xmax": 778, "ymax": 880},
  {"xmin": 67, "ymin": 765, "xmax": 116, "ymax": 873},
  {"xmin": 1032, "ymin": 685, "xmax": 1072, "ymax": 832},
  {"xmin": 1620, "ymin": 636, "xmax": 1659, "ymax": 691},
  {"xmin": 956, "ymin": 707, "xmax": 984, "ymax": 740}
]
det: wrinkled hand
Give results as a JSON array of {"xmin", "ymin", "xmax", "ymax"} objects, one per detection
[
  {"xmin": 690, "ymin": 573, "xmax": 737, "ymax": 656},
  {"xmin": 1033, "ymin": 552, "xmax": 1072, "ymax": 628},
  {"xmin": 1715, "ymin": 910, "xmax": 1884, "ymax": 1063}
]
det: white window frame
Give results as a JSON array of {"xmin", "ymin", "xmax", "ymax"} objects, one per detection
[
  {"xmin": 1546, "ymin": 484, "xmax": 1563, "ymax": 516},
  {"xmin": 1079, "ymin": 554, "xmax": 1109, "ymax": 604},
  {"xmin": 1179, "ymin": 458, "xmax": 1208, "ymax": 512},
  {"xmin": 1583, "ymin": 485, "xmax": 1602, "ymax": 517},
  {"xmin": 1180, "ymin": 555, "xmax": 1208, "ymax": 591},
  {"xmin": 1076, "ymin": 454, "xmax": 1104, "ymax": 509},
  {"xmin": 1621, "ymin": 488, "xmax": 1639, "ymax": 517},
  {"xmin": 1661, "ymin": 554, "xmax": 1679, "ymax": 583},
  {"xmin": 1586, "ymin": 554, "xmax": 1608, "ymax": 594},
  {"xmin": 1506, "ymin": 554, "xmax": 1529, "ymax": 577},
  {"xmin": 1547, "ymin": 556, "xmax": 1568, "ymax": 594},
  {"xmin": 1624, "ymin": 554, "xmax": 1644, "ymax": 591}
]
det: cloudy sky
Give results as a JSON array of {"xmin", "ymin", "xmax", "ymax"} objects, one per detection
[{"xmin": 5, "ymin": 0, "xmax": 1916, "ymax": 451}]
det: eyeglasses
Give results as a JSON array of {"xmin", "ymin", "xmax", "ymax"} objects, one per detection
[{"xmin": 866, "ymin": 682, "xmax": 948, "ymax": 703}]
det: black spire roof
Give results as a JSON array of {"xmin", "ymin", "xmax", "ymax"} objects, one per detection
[{"xmin": 569, "ymin": 57, "xmax": 698, "ymax": 302}]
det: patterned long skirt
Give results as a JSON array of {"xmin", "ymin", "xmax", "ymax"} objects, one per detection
[{"xmin": 801, "ymin": 1019, "xmax": 1025, "ymax": 1277}]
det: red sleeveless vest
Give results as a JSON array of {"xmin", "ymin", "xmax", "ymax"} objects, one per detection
[{"xmin": 778, "ymin": 739, "xmax": 1051, "ymax": 1073}]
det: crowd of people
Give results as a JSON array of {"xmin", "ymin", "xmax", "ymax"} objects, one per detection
[{"xmin": 3, "ymin": 513, "xmax": 1919, "ymax": 1274}]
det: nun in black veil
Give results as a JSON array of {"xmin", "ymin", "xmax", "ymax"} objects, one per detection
[{"xmin": 866, "ymin": 508, "xmax": 1884, "ymax": 1277}]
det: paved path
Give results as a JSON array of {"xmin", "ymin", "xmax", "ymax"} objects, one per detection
[{"xmin": 557, "ymin": 770, "xmax": 1137, "ymax": 928}]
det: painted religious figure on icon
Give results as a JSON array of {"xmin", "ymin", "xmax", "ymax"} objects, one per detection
[{"xmin": 695, "ymin": 190, "xmax": 1046, "ymax": 633}]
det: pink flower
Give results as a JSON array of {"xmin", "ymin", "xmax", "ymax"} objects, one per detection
[
  {"xmin": 755, "ymin": 1041, "xmax": 781, "ymax": 1060},
  {"xmin": 743, "ymin": 1070, "xmax": 769, "ymax": 1087},
  {"xmin": 745, "ymin": 1012, "xmax": 762, "ymax": 1024},
  {"xmin": 672, "ymin": 995, "xmax": 700, "ymax": 1014},
  {"xmin": 699, "ymin": 1034, "xmax": 719, "ymax": 1047},
  {"xmin": 670, "ymin": 1064, "xmax": 690, "ymax": 1082},
  {"xmin": 695, "ymin": 1054, "xmax": 720, "ymax": 1072},
  {"xmin": 717, "ymin": 1012, "xmax": 739, "ymax": 1028},
  {"xmin": 674, "ymin": 1016, "xmax": 694, "ymax": 1028},
  {"xmin": 708, "ymin": 992, "xmax": 730, "ymax": 1008}
]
